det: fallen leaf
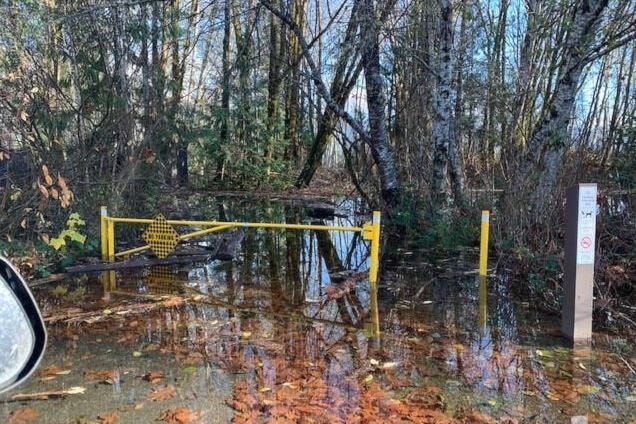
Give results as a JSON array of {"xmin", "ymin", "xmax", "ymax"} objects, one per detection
[
  {"xmin": 149, "ymin": 385, "xmax": 176, "ymax": 401},
  {"xmin": 97, "ymin": 412, "xmax": 119, "ymax": 423},
  {"xmin": 7, "ymin": 407, "xmax": 39, "ymax": 424},
  {"xmin": 67, "ymin": 387, "xmax": 87, "ymax": 395},
  {"xmin": 38, "ymin": 365, "xmax": 72, "ymax": 377},
  {"xmin": 158, "ymin": 407, "xmax": 202, "ymax": 423},
  {"xmin": 84, "ymin": 369, "xmax": 119, "ymax": 384},
  {"xmin": 143, "ymin": 371, "xmax": 165, "ymax": 383}
]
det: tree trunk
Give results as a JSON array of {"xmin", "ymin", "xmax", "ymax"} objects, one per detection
[
  {"xmin": 359, "ymin": 0, "xmax": 400, "ymax": 207},
  {"xmin": 295, "ymin": 1, "xmax": 362, "ymax": 188},
  {"xmin": 511, "ymin": 0, "xmax": 610, "ymax": 222},
  {"xmin": 431, "ymin": 0, "xmax": 464, "ymax": 208},
  {"xmin": 217, "ymin": 0, "xmax": 233, "ymax": 180}
]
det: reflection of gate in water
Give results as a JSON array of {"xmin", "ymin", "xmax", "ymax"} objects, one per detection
[
  {"xmin": 99, "ymin": 207, "xmax": 381, "ymax": 285},
  {"xmin": 146, "ymin": 266, "xmax": 186, "ymax": 295},
  {"xmin": 98, "ymin": 207, "xmax": 383, "ymax": 336},
  {"xmin": 101, "ymin": 266, "xmax": 188, "ymax": 297}
]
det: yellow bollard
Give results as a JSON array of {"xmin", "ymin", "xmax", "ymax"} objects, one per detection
[
  {"xmin": 368, "ymin": 211, "xmax": 381, "ymax": 284},
  {"xmin": 107, "ymin": 218, "xmax": 115, "ymax": 262},
  {"xmin": 100, "ymin": 206, "xmax": 108, "ymax": 261},
  {"xmin": 478, "ymin": 275, "xmax": 487, "ymax": 329},
  {"xmin": 479, "ymin": 210, "xmax": 490, "ymax": 277}
]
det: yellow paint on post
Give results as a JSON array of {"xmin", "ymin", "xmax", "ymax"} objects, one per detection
[
  {"xmin": 107, "ymin": 218, "xmax": 115, "ymax": 262},
  {"xmin": 478, "ymin": 275, "xmax": 487, "ymax": 329},
  {"xmin": 100, "ymin": 206, "xmax": 108, "ymax": 261},
  {"xmin": 479, "ymin": 210, "xmax": 490, "ymax": 277},
  {"xmin": 369, "ymin": 211, "xmax": 381, "ymax": 284}
]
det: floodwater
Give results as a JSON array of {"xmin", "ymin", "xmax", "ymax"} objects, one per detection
[{"xmin": 1, "ymin": 198, "xmax": 635, "ymax": 423}]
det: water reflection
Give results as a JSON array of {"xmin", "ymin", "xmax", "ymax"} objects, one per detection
[{"xmin": 4, "ymin": 200, "xmax": 634, "ymax": 423}]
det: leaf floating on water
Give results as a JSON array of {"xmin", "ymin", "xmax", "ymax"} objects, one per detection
[
  {"xmin": 97, "ymin": 412, "xmax": 119, "ymax": 423},
  {"xmin": 148, "ymin": 385, "xmax": 176, "ymax": 402},
  {"xmin": 142, "ymin": 371, "xmax": 165, "ymax": 383},
  {"xmin": 369, "ymin": 358, "xmax": 380, "ymax": 366},
  {"xmin": 157, "ymin": 407, "xmax": 202, "ymax": 423},
  {"xmin": 103, "ymin": 309, "xmax": 113, "ymax": 315},
  {"xmin": 363, "ymin": 374, "xmax": 374, "ymax": 384},
  {"xmin": 84, "ymin": 370, "xmax": 119, "ymax": 385},
  {"xmin": 7, "ymin": 406, "xmax": 39, "ymax": 424},
  {"xmin": 132, "ymin": 351, "xmax": 143, "ymax": 358},
  {"xmin": 38, "ymin": 365, "xmax": 72, "ymax": 377}
]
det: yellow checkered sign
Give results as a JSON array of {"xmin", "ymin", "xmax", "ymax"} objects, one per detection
[{"xmin": 141, "ymin": 214, "xmax": 179, "ymax": 258}]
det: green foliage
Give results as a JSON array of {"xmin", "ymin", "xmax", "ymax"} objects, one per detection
[
  {"xmin": 421, "ymin": 212, "xmax": 480, "ymax": 252},
  {"xmin": 48, "ymin": 213, "xmax": 86, "ymax": 250}
]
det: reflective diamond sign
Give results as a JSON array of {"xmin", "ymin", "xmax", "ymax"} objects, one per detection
[{"xmin": 142, "ymin": 214, "xmax": 179, "ymax": 258}]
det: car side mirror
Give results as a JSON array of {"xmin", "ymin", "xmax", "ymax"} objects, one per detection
[{"xmin": 0, "ymin": 256, "xmax": 47, "ymax": 393}]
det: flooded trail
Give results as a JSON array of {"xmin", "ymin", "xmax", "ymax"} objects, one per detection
[{"xmin": 2, "ymin": 202, "xmax": 635, "ymax": 423}]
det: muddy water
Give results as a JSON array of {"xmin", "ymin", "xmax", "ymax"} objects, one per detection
[{"xmin": 2, "ymin": 203, "xmax": 635, "ymax": 423}]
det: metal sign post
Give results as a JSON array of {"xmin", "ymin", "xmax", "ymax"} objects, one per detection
[{"xmin": 562, "ymin": 183, "xmax": 597, "ymax": 342}]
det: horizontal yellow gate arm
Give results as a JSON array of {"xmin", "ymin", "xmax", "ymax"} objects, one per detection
[
  {"xmin": 114, "ymin": 224, "xmax": 236, "ymax": 259},
  {"xmin": 100, "ymin": 207, "xmax": 381, "ymax": 283}
]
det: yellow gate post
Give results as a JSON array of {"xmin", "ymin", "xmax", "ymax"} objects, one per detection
[
  {"xmin": 479, "ymin": 210, "xmax": 490, "ymax": 277},
  {"xmin": 107, "ymin": 215, "xmax": 115, "ymax": 262},
  {"xmin": 100, "ymin": 206, "xmax": 108, "ymax": 261},
  {"xmin": 369, "ymin": 211, "xmax": 381, "ymax": 284}
]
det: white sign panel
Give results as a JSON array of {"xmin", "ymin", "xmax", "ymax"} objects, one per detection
[{"xmin": 576, "ymin": 184, "xmax": 597, "ymax": 265}]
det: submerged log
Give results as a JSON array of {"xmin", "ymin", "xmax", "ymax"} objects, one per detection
[
  {"xmin": 212, "ymin": 228, "xmax": 244, "ymax": 261},
  {"xmin": 65, "ymin": 254, "xmax": 210, "ymax": 273}
]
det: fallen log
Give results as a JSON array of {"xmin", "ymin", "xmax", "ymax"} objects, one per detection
[{"xmin": 64, "ymin": 254, "xmax": 210, "ymax": 273}]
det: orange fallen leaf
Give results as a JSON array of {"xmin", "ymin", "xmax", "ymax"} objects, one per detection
[
  {"xmin": 38, "ymin": 365, "xmax": 71, "ymax": 377},
  {"xmin": 148, "ymin": 385, "xmax": 176, "ymax": 401},
  {"xmin": 143, "ymin": 371, "xmax": 165, "ymax": 383},
  {"xmin": 158, "ymin": 407, "xmax": 202, "ymax": 423},
  {"xmin": 97, "ymin": 412, "xmax": 119, "ymax": 423},
  {"xmin": 7, "ymin": 407, "xmax": 39, "ymax": 424},
  {"xmin": 84, "ymin": 369, "xmax": 119, "ymax": 384}
]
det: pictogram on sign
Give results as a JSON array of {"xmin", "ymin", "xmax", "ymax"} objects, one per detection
[
  {"xmin": 580, "ymin": 236, "xmax": 592, "ymax": 249},
  {"xmin": 142, "ymin": 214, "xmax": 179, "ymax": 258}
]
